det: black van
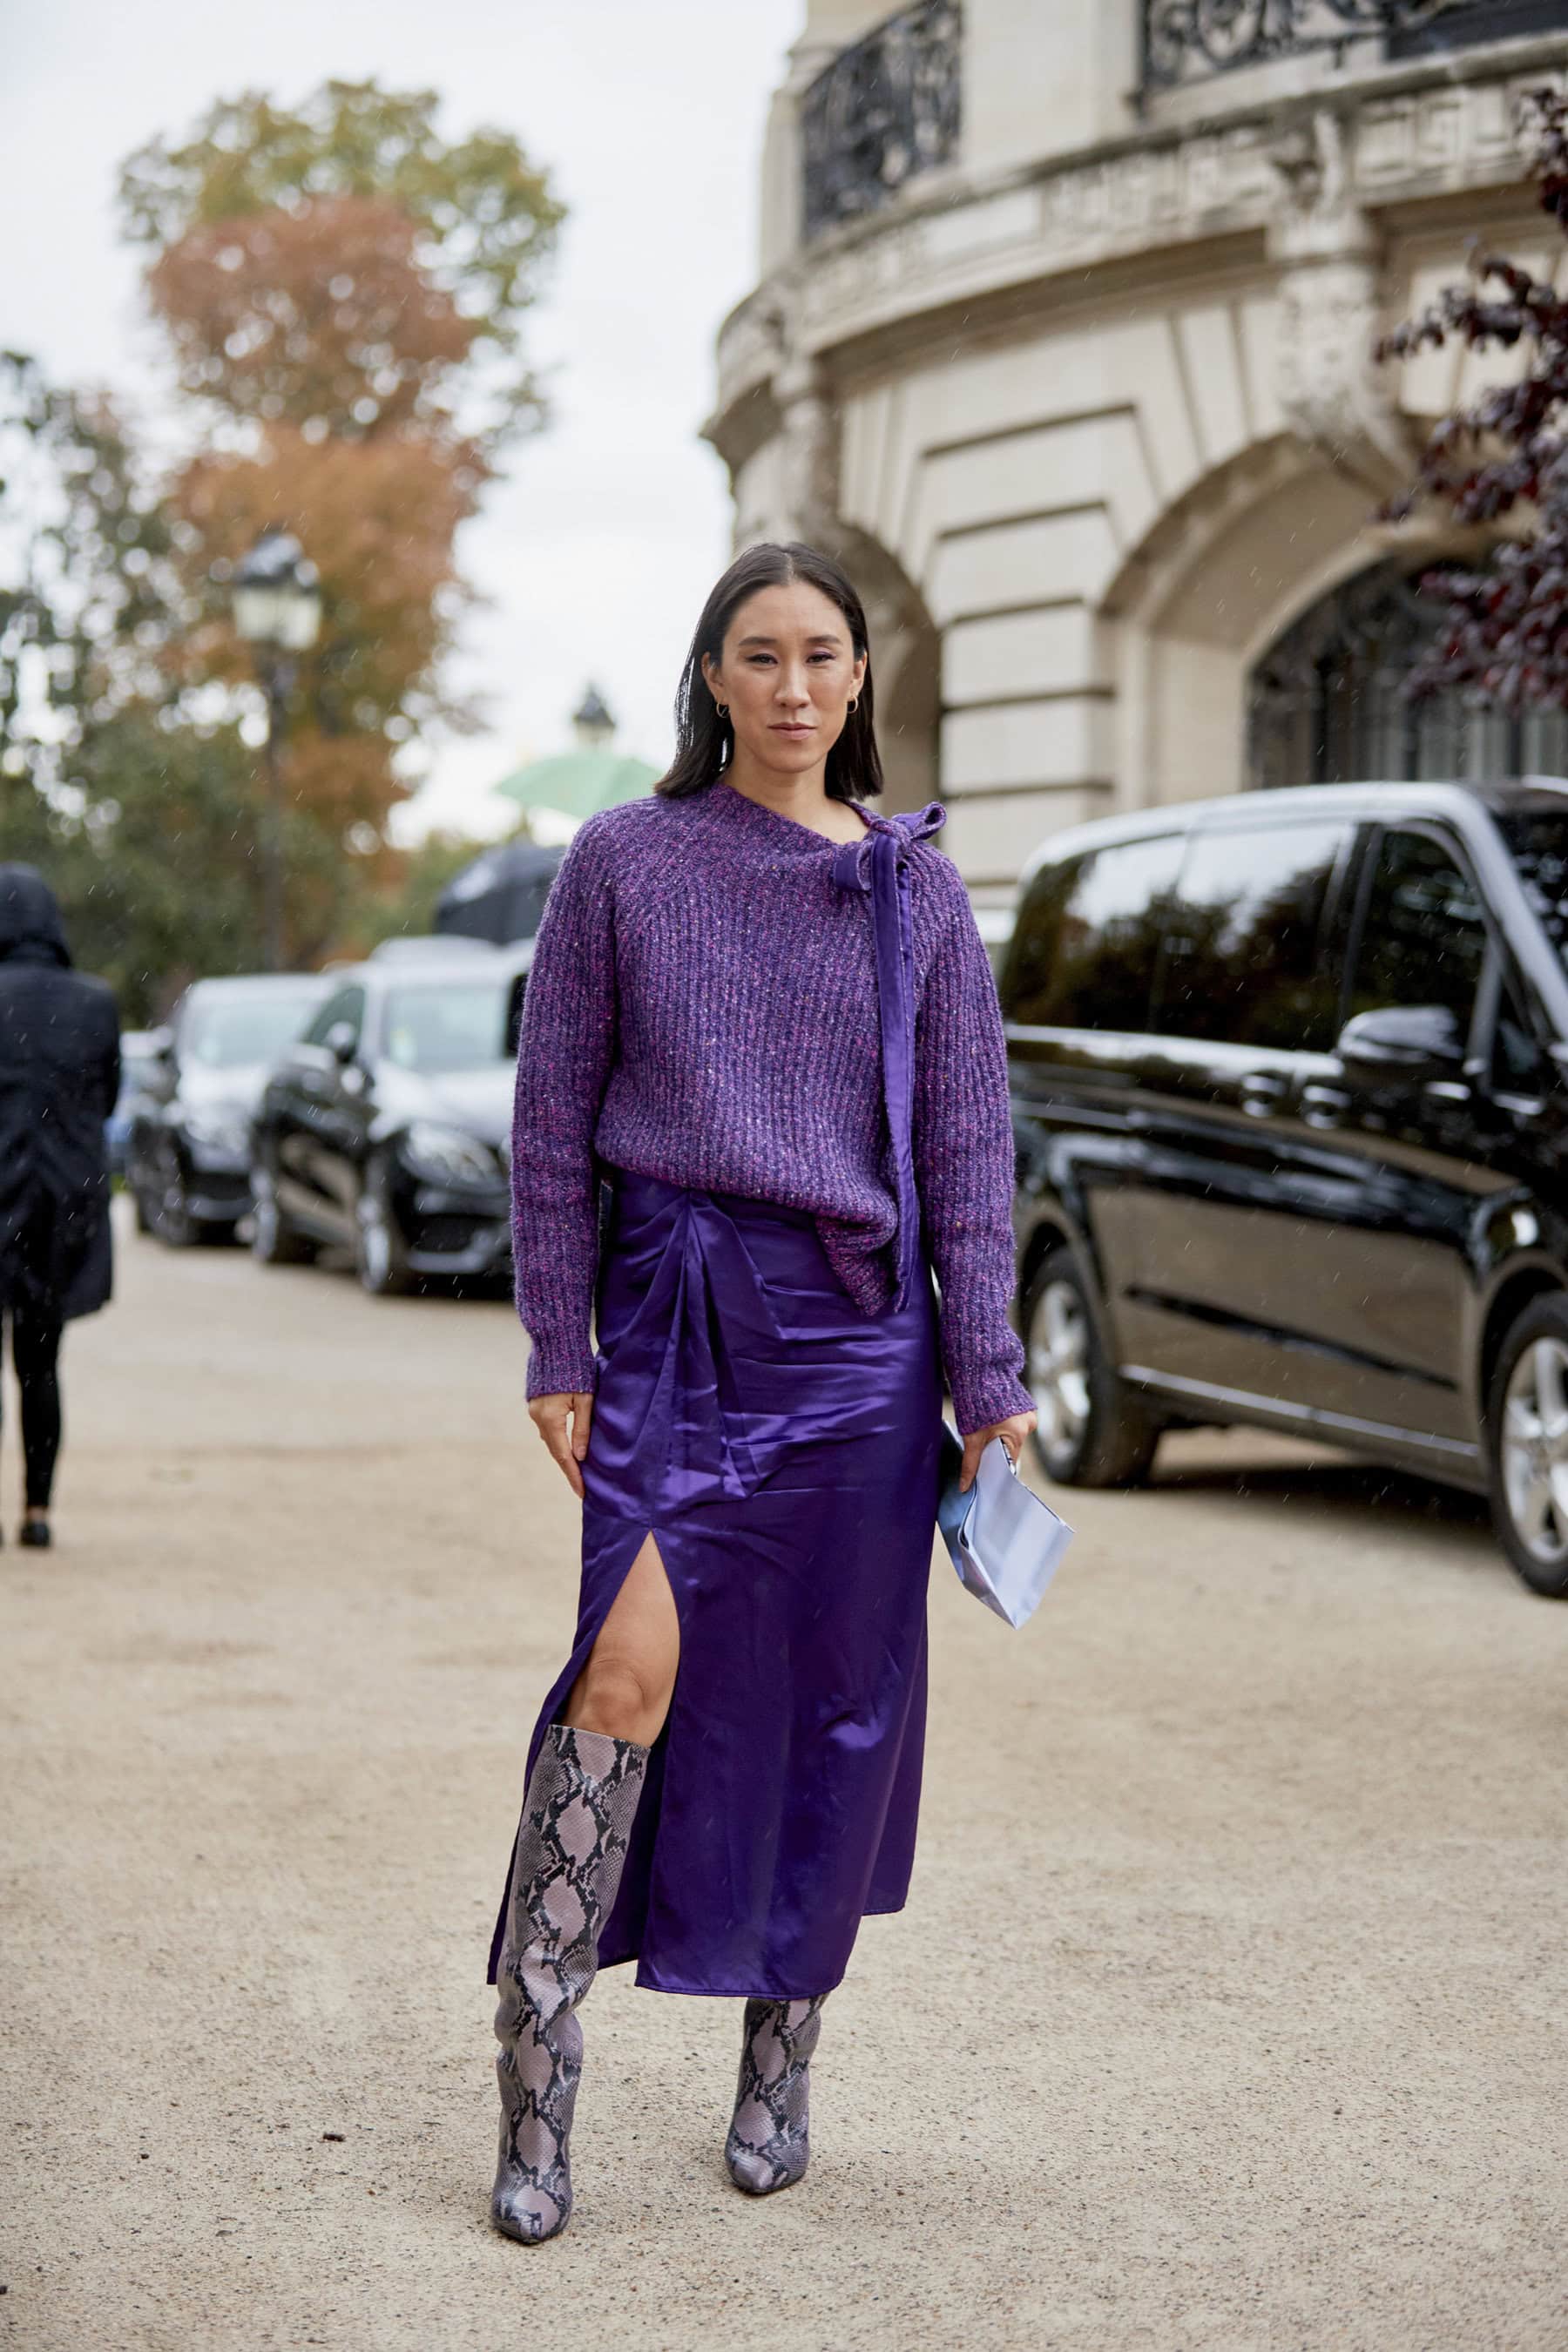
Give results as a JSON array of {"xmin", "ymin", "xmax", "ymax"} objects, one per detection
[{"xmin": 999, "ymin": 780, "xmax": 1568, "ymax": 1595}]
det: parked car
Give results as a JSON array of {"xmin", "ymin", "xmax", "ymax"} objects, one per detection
[
  {"xmin": 105, "ymin": 1029, "xmax": 165, "ymax": 1175},
  {"xmin": 365, "ymin": 934, "xmax": 497, "ymax": 964},
  {"xmin": 1001, "ymin": 778, "xmax": 1568, "ymax": 1596},
  {"xmin": 127, "ymin": 974, "xmax": 332, "ymax": 1244},
  {"xmin": 973, "ymin": 905, "xmax": 1015, "ymax": 987},
  {"xmin": 249, "ymin": 947, "xmax": 531, "ymax": 1294}
]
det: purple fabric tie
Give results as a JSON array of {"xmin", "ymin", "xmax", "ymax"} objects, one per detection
[{"xmin": 831, "ymin": 802, "xmax": 947, "ymax": 1311}]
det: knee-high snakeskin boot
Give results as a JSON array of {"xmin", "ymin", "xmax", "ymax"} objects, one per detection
[
  {"xmin": 491, "ymin": 1722, "xmax": 647, "ymax": 2244},
  {"xmin": 725, "ymin": 1995, "xmax": 828, "ymax": 2195}
]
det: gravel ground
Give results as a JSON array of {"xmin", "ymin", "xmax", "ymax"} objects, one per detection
[{"xmin": 3, "ymin": 1205, "xmax": 1566, "ymax": 2352}]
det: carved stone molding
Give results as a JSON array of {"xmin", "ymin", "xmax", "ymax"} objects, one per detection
[
  {"xmin": 712, "ymin": 49, "xmax": 1548, "ymax": 440},
  {"xmin": 1267, "ymin": 108, "xmax": 1422, "ymax": 488}
]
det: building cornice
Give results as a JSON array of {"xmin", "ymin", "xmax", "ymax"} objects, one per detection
[{"xmin": 709, "ymin": 33, "xmax": 1560, "ymax": 463}]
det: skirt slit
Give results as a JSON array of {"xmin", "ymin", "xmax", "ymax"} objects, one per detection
[{"xmin": 488, "ymin": 1169, "xmax": 942, "ymax": 2001}]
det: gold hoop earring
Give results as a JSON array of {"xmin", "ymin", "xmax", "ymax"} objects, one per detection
[{"xmin": 847, "ymin": 695, "xmax": 859, "ymax": 715}]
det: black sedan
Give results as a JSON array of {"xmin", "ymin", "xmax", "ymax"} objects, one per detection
[
  {"xmin": 127, "ymin": 974, "xmax": 332, "ymax": 1244},
  {"xmin": 249, "ymin": 950, "xmax": 530, "ymax": 1294}
]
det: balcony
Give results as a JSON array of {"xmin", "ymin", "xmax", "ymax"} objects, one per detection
[
  {"xmin": 1141, "ymin": 0, "xmax": 1564, "ymax": 94},
  {"xmin": 801, "ymin": 1, "xmax": 962, "ymax": 243}
]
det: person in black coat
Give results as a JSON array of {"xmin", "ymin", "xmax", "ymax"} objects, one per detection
[{"xmin": 0, "ymin": 867, "xmax": 120, "ymax": 1548}]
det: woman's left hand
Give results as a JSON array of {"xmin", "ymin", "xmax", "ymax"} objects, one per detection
[{"xmin": 958, "ymin": 1411, "xmax": 1037, "ymax": 1492}]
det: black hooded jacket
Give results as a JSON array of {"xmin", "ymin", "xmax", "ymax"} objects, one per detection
[{"xmin": 0, "ymin": 866, "xmax": 120, "ymax": 1319}]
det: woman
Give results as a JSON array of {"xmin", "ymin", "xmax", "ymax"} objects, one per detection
[
  {"xmin": 0, "ymin": 867, "xmax": 120, "ymax": 1549},
  {"xmin": 488, "ymin": 542, "xmax": 1035, "ymax": 2243}
]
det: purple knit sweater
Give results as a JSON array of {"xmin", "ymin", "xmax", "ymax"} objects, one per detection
[{"xmin": 510, "ymin": 781, "xmax": 1032, "ymax": 1434}]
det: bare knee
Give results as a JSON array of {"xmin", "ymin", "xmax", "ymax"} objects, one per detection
[{"xmin": 567, "ymin": 1652, "xmax": 671, "ymax": 1747}]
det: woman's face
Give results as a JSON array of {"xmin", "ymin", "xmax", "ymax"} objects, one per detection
[{"xmin": 701, "ymin": 581, "xmax": 868, "ymax": 782}]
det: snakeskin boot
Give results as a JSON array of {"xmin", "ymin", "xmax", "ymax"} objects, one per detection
[
  {"xmin": 491, "ymin": 1722, "xmax": 647, "ymax": 2244},
  {"xmin": 725, "ymin": 1995, "xmax": 828, "ymax": 2195}
]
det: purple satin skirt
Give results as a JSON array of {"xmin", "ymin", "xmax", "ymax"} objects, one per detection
[{"xmin": 488, "ymin": 1166, "xmax": 943, "ymax": 1999}]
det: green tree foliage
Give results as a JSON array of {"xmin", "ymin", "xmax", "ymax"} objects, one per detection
[
  {"xmin": 0, "ymin": 352, "xmax": 179, "ymax": 783},
  {"xmin": 0, "ymin": 352, "xmax": 289, "ymax": 1016},
  {"xmin": 346, "ymin": 828, "xmax": 507, "ymax": 955}
]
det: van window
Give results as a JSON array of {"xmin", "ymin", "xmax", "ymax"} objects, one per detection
[
  {"xmin": 1002, "ymin": 835, "xmax": 1183, "ymax": 1032},
  {"xmin": 1497, "ymin": 811, "xmax": 1568, "ymax": 970},
  {"xmin": 1493, "ymin": 968, "xmax": 1549, "ymax": 1097},
  {"xmin": 1346, "ymin": 829, "xmax": 1487, "ymax": 1029},
  {"xmin": 1153, "ymin": 821, "xmax": 1350, "ymax": 1051}
]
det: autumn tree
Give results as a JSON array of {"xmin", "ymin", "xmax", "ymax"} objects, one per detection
[
  {"xmin": 117, "ymin": 80, "xmax": 562, "ymax": 954},
  {"xmin": 1381, "ymin": 87, "xmax": 1568, "ymax": 711}
]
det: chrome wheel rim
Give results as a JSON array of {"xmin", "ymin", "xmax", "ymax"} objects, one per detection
[
  {"xmin": 357, "ymin": 1197, "xmax": 391, "ymax": 1289},
  {"xmin": 251, "ymin": 1173, "xmax": 277, "ymax": 1256},
  {"xmin": 1502, "ymin": 1336, "xmax": 1568, "ymax": 1567},
  {"xmin": 1029, "ymin": 1278, "xmax": 1092, "ymax": 1464}
]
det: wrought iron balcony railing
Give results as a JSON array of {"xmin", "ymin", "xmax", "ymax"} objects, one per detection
[
  {"xmin": 1142, "ymin": 0, "xmax": 1563, "ymax": 94},
  {"xmin": 801, "ymin": 2, "xmax": 962, "ymax": 243}
]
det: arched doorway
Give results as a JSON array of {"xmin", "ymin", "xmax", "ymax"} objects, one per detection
[
  {"xmin": 828, "ymin": 524, "xmax": 938, "ymax": 817},
  {"xmin": 1247, "ymin": 558, "xmax": 1568, "ymax": 792}
]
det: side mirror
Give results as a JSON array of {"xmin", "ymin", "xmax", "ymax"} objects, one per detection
[
  {"xmin": 1335, "ymin": 1004, "xmax": 1467, "ymax": 1088},
  {"xmin": 149, "ymin": 1026, "xmax": 175, "ymax": 1064},
  {"xmin": 324, "ymin": 1019, "xmax": 359, "ymax": 1067}
]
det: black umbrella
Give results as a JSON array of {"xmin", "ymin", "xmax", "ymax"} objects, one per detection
[{"xmin": 436, "ymin": 839, "xmax": 566, "ymax": 946}]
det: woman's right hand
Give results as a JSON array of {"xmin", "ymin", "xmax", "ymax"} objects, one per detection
[{"xmin": 529, "ymin": 1392, "xmax": 595, "ymax": 1499}]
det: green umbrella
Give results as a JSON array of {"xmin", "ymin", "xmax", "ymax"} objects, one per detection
[{"xmin": 492, "ymin": 746, "xmax": 660, "ymax": 822}]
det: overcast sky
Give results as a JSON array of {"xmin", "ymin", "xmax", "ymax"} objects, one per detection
[{"xmin": 2, "ymin": 0, "xmax": 800, "ymax": 839}]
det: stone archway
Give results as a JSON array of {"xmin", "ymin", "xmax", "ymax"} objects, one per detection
[
  {"xmin": 1247, "ymin": 556, "xmax": 1568, "ymax": 790},
  {"xmin": 829, "ymin": 524, "xmax": 940, "ymax": 817},
  {"xmin": 1102, "ymin": 442, "xmax": 1451, "ymax": 812}
]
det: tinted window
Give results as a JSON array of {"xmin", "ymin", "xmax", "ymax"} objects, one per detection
[
  {"xmin": 302, "ymin": 985, "xmax": 366, "ymax": 1050},
  {"xmin": 382, "ymin": 980, "xmax": 511, "ymax": 1072},
  {"xmin": 178, "ymin": 983, "xmax": 325, "ymax": 1068},
  {"xmin": 1153, "ymin": 821, "xmax": 1349, "ymax": 1051},
  {"xmin": 1493, "ymin": 969, "xmax": 1549, "ymax": 1096},
  {"xmin": 1497, "ymin": 812, "xmax": 1568, "ymax": 972},
  {"xmin": 1003, "ymin": 835, "xmax": 1184, "ymax": 1032},
  {"xmin": 1347, "ymin": 830, "xmax": 1486, "ymax": 1026}
]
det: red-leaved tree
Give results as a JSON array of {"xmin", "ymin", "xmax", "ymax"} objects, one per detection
[{"xmin": 1381, "ymin": 86, "xmax": 1568, "ymax": 712}]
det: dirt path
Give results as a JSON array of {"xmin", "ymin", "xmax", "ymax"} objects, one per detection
[{"xmin": 3, "ymin": 1206, "xmax": 1565, "ymax": 2350}]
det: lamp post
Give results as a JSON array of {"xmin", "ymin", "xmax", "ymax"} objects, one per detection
[{"xmin": 232, "ymin": 529, "xmax": 321, "ymax": 971}]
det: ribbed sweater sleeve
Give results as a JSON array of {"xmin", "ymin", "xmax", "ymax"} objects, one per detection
[
  {"xmin": 510, "ymin": 819, "xmax": 617, "ymax": 1399},
  {"xmin": 913, "ymin": 871, "xmax": 1034, "ymax": 1435}
]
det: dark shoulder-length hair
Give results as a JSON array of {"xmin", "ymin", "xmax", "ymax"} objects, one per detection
[{"xmin": 657, "ymin": 540, "xmax": 884, "ymax": 804}]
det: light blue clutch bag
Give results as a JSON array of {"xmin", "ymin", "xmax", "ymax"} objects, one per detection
[{"xmin": 936, "ymin": 1423, "xmax": 1072, "ymax": 1628}]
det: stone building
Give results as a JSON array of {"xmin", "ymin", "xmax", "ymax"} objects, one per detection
[{"xmin": 705, "ymin": 2, "xmax": 1568, "ymax": 907}]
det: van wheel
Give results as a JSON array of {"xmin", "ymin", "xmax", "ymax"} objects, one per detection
[
  {"xmin": 1487, "ymin": 1294, "xmax": 1568, "ymax": 1597},
  {"xmin": 1024, "ymin": 1247, "xmax": 1159, "ymax": 1489}
]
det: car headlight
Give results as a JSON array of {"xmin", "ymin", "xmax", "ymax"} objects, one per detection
[
  {"xmin": 398, "ymin": 1120, "xmax": 501, "ymax": 1186},
  {"xmin": 181, "ymin": 1106, "xmax": 252, "ymax": 1159}
]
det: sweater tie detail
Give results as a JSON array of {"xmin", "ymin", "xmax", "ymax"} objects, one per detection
[{"xmin": 830, "ymin": 805, "xmax": 945, "ymax": 1310}]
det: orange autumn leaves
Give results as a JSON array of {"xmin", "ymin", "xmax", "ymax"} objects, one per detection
[
  {"xmin": 125, "ymin": 84, "xmax": 560, "ymax": 916},
  {"xmin": 149, "ymin": 193, "xmax": 485, "ymax": 856},
  {"xmin": 147, "ymin": 194, "xmax": 478, "ymax": 437}
]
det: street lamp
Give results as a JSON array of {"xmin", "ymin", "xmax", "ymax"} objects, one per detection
[{"xmin": 232, "ymin": 529, "xmax": 321, "ymax": 971}]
